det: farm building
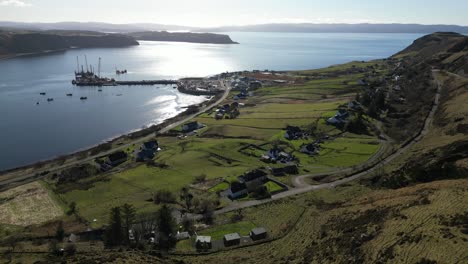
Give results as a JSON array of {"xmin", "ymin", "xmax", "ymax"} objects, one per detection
[
  {"xmin": 228, "ymin": 181, "xmax": 248, "ymax": 199},
  {"xmin": 136, "ymin": 149, "xmax": 155, "ymax": 161},
  {"xmin": 327, "ymin": 109, "xmax": 350, "ymax": 126},
  {"xmin": 261, "ymin": 148, "xmax": 294, "ymax": 163},
  {"xmin": 300, "ymin": 143, "xmax": 320, "ymax": 155},
  {"xmin": 284, "ymin": 126, "xmax": 304, "ymax": 140},
  {"xmin": 224, "ymin": 233, "xmax": 241, "ymax": 247},
  {"xmin": 106, "ymin": 151, "xmax": 127, "ymax": 167},
  {"xmin": 250, "ymin": 227, "xmax": 267, "ymax": 241},
  {"xmin": 182, "ymin": 121, "xmax": 204, "ymax": 133},
  {"xmin": 141, "ymin": 140, "xmax": 159, "ymax": 151}
]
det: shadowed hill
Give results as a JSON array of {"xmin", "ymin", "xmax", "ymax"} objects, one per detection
[
  {"xmin": 394, "ymin": 32, "xmax": 468, "ymax": 75},
  {"xmin": 0, "ymin": 31, "xmax": 138, "ymax": 56}
]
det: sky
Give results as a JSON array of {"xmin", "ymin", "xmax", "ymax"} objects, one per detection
[{"xmin": 1, "ymin": 0, "xmax": 467, "ymax": 27}]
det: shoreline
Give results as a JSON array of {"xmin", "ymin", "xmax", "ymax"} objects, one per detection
[
  {"xmin": 0, "ymin": 48, "xmax": 72, "ymax": 61},
  {"xmin": 0, "ymin": 92, "xmax": 222, "ymax": 176}
]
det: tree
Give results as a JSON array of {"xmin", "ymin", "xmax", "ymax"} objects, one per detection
[
  {"xmin": 192, "ymin": 174, "xmax": 207, "ymax": 184},
  {"xmin": 196, "ymin": 199, "xmax": 216, "ymax": 224},
  {"xmin": 121, "ymin": 203, "xmax": 136, "ymax": 245},
  {"xmin": 64, "ymin": 243, "xmax": 76, "ymax": 256},
  {"xmin": 181, "ymin": 216, "xmax": 195, "ymax": 235},
  {"xmin": 153, "ymin": 189, "xmax": 177, "ymax": 204},
  {"xmin": 180, "ymin": 187, "xmax": 194, "ymax": 211},
  {"xmin": 104, "ymin": 206, "xmax": 123, "ymax": 247},
  {"xmin": 55, "ymin": 221, "xmax": 65, "ymax": 242},
  {"xmin": 157, "ymin": 205, "xmax": 177, "ymax": 250},
  {"xmin": 67, "ymin": 202, "xmax": 77, "ymax": 215}
]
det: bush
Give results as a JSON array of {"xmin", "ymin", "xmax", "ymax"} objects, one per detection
[
  {"xmin": 64, "ymin": 243, "xmax": 76, "ymax": 256},
  {"xmin": 250, "ymin": 186, "xmax": 271, "ymax": 200},
  {"xmin": 153, "ymin": 190, "xmax": 177, "ymax": 204},
  {"xmin": 193, "ymin": 174, "xmax": 207, "ymax": 184}
]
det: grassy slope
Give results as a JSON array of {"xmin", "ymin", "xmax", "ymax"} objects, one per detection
[{"xmin": 174, "ymin": 179, "xmax": 468, "ymax": 264}]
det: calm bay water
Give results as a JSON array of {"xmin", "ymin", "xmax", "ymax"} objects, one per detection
[{"xmin": 0, "ymin": 32, "xmax": 422, "ymax": 170}]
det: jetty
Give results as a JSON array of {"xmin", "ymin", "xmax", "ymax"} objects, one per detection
[{"xmin": 116, "ymin": 80, "xmax": 179, "ymax": 86}]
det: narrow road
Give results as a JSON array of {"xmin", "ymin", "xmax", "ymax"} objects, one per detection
[{"xmin": 0, "ymin": 81, "xmax": 231, "ymax": 191}]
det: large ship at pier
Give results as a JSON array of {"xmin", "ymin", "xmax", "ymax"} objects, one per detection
[{"xmin": 72, "ymin": 56, "xmax": 117, "ymax": 86}]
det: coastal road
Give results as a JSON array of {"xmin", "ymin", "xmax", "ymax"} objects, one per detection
[{"xmin": 0, "ymin": 80, "xmax": 231, "ymax": 191}]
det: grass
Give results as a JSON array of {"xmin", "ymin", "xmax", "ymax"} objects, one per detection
[
  {"xmin": 264, "ymin": 181, "xmax": 284, "ymax": 193},
  {"xmin": 0, "ymin": 182, "xmax": 63, "ymax": 227},
  {"xmin": 175, "ymin": 179, "xmax": 468, "ymax": 264},
  {"xmin": 209, "ymin": 182, "xmax": 229, "ymax": 193}
]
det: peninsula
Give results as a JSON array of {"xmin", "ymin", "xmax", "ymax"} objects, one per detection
[
  {"xmin": 128, "ymin": 31, "xmax": 239, "ymax": 44},
  {"xmin": 0, "ymin": 30, "xmax": 138, "ymax": 58}
]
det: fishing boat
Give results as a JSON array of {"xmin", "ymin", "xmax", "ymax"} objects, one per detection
[
  {"xmin": 80, "ymin": 96, "xmax": 88, "ymax": 100},
  {"xmin": 66, "ymin": 93, "xmax": 73, "ymax": 96},
  {"xmin": 47, "ymin": 98, "xmax": 54, "ymax": 102},
  {"xmin": 116, "ymin": 67, "xmax": 128, "ymax": 75},
  {"xmin": 40, "ymin": 92, "xmax": 46, "ymax": 95}
]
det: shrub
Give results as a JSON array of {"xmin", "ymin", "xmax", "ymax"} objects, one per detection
[{"xmin": 153, "ymin": 190, "xmax": 177, "ymax": 204}]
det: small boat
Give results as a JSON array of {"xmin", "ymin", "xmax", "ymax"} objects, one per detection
[
  {"xmin": 36, "ymin": 102, "xmax": 39, "ymax": 105},
  {"xmin": 80, "ymin": 97, "xmax": 88, "ymax": 100},
  {"xmin": 47, "ymin": 98, "xmax": 54, "ymax": 102},
  {"xmin": 40, "ymin": 92, "xmax": 46, "ymax": 95},
  {"xmin": 66, "ymin": 93, "xmax": 73, "ymax": 96},
  {"xmin": 98, "ymin": 89, "xmax": 103, "ymax": 92},
  {"xmin": 116, "ymin": 68, "xmax": 128, "ymax": 75}
]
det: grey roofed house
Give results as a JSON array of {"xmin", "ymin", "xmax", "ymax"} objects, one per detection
[
  {"xmin": 224, "ymin": 232, "xmax": 241, "ymax": 246},
  {"xmin": 250, "ymin": 227, "xmax": 267, "ymax": 240},
  {"xmin": 195, "ymin": 235, "xmax": 211, "ymax": 244},
  {"xmin": 142, "ymin": 140, "xmax": 158, "ymax": 151},
  {"xmin": 106, "ymin": 151, "xmax": 127, "ymax": 166},
  {"xmin": 238, "ymin": 169, "xmax": 268, "ymax": 183},
  {"xmin": 136, "ymin": 149, "xmax": 155, "ymax": 161},
  {"xmin": 176, "ymin": 231, "xmax": 190, "ymax": 241},
  {"xmin": 182, "ymin": 121, "xmax": 204, "ymax": 133},
  {"xmin": 228, "ymin": 181, "xmax": 248, "ymax": 199}
]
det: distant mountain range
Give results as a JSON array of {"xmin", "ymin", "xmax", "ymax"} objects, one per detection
[{"xmin": 1, "ymin": 21, "xmax": 468, "ymax": 34}]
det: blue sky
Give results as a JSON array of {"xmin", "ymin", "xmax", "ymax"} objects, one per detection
[{"xmin": 1, "ymin": 0, "xmax": 467, "ymax": 27}]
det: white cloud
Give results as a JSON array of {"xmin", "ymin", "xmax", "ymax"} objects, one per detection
[{"xmin": 0, "ymin": 0, "xmax": 31, "ymax": 7}]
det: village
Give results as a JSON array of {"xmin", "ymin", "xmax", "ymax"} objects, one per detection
[{"xmin": 0, "ymin": 56, "xmax": 419, "ymax": 259}]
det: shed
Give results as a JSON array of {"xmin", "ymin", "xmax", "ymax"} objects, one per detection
[
  {"xmin": 195, "ymin": 235, "xmax": 212, "ymax": 249},
  {"xmin": 68, "ymin": 233, "xmax": 78, "ymax": 243},
  {"xmin": 250, "ymin": 227, "xmax": 267, "ymax": 241},
  {"xmin": 176, "ymin": 231, "xmax": 190, "ymax": 241},
  {"xmin": 223, "ymin": 232, "xmax": 241, "ymax": 247}
]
